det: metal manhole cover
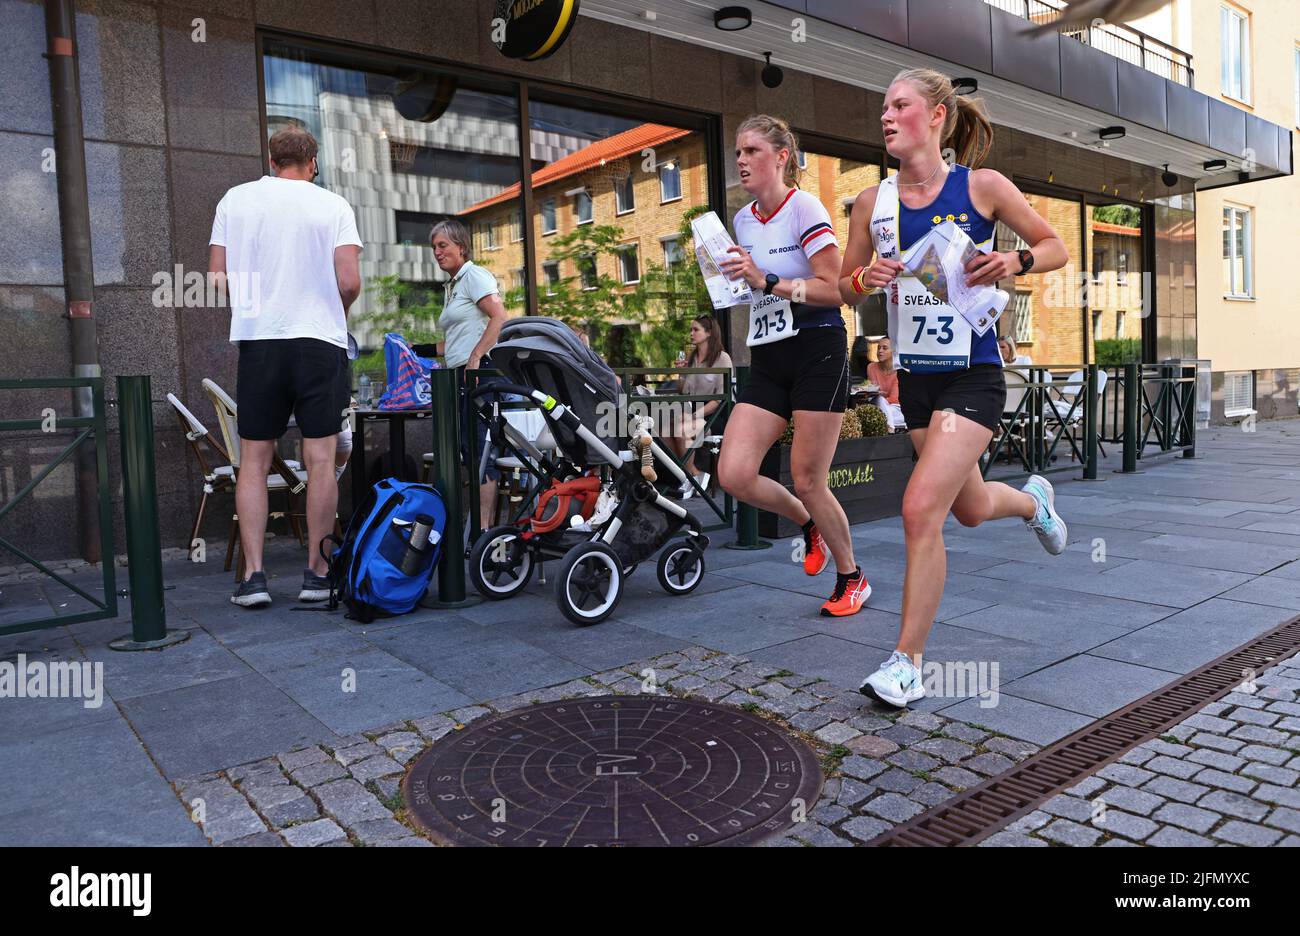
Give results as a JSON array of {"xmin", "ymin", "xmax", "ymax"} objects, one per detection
[{"xmin": 403, "ymin": 696, "xmax": 823, "ymax": 846}]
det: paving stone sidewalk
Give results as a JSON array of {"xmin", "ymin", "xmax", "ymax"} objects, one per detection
[
  {"xmin": 176, "ymin": 646, "xmax": 1044, "ymax": 846},
  {"xmin": 981, "ymin": 653, "xmax": 1300, "ymax": 848},
  {"xmin": 6, "ymin": 422, "xmax": 1300, "ymax": 845}
]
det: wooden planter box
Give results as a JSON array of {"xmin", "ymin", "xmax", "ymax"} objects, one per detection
[{"xmin": 758, "ymin": 433, "xmax": 915, "ymax": 539}]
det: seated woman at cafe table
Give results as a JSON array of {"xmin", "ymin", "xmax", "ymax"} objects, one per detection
[{"xmin": 866, "ymin": 336, "xmax": 905, "ymax": 431}]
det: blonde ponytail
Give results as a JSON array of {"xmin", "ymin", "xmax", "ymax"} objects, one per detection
[{"xmin": 891, "ymin": 68, "xmax": 994, "ymax": 169}]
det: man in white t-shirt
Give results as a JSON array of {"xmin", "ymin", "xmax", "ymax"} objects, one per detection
[{"xmin": 208, "ymin": 126, "xmax": 363, "ymax": 609}]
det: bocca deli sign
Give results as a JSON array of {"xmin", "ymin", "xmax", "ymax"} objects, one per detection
[{"xmin": 492, "ymin": 0, "xmax": 580, "ymax": 61}]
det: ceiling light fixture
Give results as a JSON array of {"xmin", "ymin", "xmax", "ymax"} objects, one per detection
[{"xmin": 714, "ymin": 6, "xmax": 751, "ymax": 31}]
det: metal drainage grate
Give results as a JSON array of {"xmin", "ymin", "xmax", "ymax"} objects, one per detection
[
  {"xmin": 403, "ymin": 696, "xmax": 823, "ymax": 846},
  {"xmin": 871, "ymin": 614, "xmax": 1300, "ymax": 847}
]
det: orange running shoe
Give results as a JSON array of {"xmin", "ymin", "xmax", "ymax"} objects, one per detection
[
  {"xmin": 821, "ymin": 567, "xmax": 871, "ymax": 617},
  {"xmin": 803, "ymin": 524, "xmax": 830, "ymax": 576}
]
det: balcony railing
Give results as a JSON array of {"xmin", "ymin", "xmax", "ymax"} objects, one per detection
[{"xmin": 985, "ymin": 0, "xmax": 1194, "ymax": 87}]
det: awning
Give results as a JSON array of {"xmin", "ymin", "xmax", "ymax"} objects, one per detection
[{"xmin": 579, "ymin": 0, "xmax": 1292, "ymax": 190}]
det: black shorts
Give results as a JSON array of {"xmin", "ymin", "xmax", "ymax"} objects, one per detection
[
  {"xmin": 236, "ymin": 338, "xmax": 351, "ymax": 440},
  {"xmin": 739, "ymin": 326, "xmax": 848, "ymax": 420},
  {"xmin": 898, "ymin": 363, "xmax": 1006, "ymax": 431}
]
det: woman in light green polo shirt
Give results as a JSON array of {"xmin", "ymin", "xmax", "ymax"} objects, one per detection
[{"xmin": 430, "ymin": 219, "xmax": 508, "ymax": 532}]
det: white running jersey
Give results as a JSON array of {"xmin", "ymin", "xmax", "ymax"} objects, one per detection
[{"xmin": 734, "ymin": 188, "xmax": 841, "ymax": 346}]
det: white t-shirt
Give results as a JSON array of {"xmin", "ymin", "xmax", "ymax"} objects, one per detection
[
  {"xmin": 440, "ymin": 261, "xmax": 501, "ymax": 369},
  {"xmin": 210, "ymin": 176, "xmax": 363, "ymax": 349},
  {"xmin": 733, "ymin": 188, "xmax": 841, "ymax": 345}
]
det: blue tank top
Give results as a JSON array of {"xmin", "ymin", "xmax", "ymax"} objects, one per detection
[{"xmin": 896, "ymin": 165, "xmax": 1002, "ymax": 369}]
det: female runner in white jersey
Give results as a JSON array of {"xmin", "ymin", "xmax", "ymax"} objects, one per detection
[
  {"xmin": 841, "ymin": 69, "xmax": 1070, "ymax": 706},
  {"xmin": 716, "ymin": 115, "xmax": 870, "ymax": 618}
]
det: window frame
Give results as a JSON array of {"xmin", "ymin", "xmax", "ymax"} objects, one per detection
[
  {"xmin": 1220, "ymin": 5, "xmax": 1251, "ymax": 105},
  {"xmin": 661, "ymin": 235, "xmax": 683, "ymax": 273},
  {"xmin": 658, "ymin": 160, "xmax": 682, "ymax": 203},
  {"xmin": 541, "ymin": 197, "xmax": 558, "ymax": 236},
  {"xmin": 615, "ymin": 172, "xmax": 635, "ymax": 215},
  {"xmin": 573, "ymin": 187, "xmax": 594, "ymax": 225},
  {"xmin": 1223, "ymin": 370, "xmax": 1255, "ymax": 418},
  {"xmin": 579, "ymin": 253, "xmax": 598, "ymax": 291},
  {"xmin": 1222, "ymin": 204, "xmax": 1254, "ymax": 299},
  {"xmin": 617, "ymin": 243, "xmax": 640, "ymax": 285}
]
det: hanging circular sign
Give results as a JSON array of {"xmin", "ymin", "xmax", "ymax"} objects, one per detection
[
  {"xmin": 391, "ymin": 72, "xmax": 458, "ymax": 123},
  {"xmin": 492, "ymin": 0, "xmax": 580, "ymax": 61}
]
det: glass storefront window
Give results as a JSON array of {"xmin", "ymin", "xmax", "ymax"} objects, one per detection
[
  {"xmin": 1087, "ymin": 202, "xmax": 1144, "ymax": 364},
  {"xmin": 516, "ymin": 98, "xmax": 710, "ymax": 366},
  {"xmin": 999, "ymin": 192, "xmax": 1084, "ymax": 365},
  {"xmin": 261, "ymin": 39, "xmax": 525, "ymax": 357}
]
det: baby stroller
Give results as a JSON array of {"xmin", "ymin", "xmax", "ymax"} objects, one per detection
[{"xmin": 467, "ymin": 317, "xmax": 710, "ymax": 625}]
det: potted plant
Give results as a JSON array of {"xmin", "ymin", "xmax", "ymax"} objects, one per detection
[{"xmin": 758, "ymin": 404, "xmax": 915, "ymax": 538}]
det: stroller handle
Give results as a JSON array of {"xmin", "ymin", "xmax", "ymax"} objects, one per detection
[{"xmin": 467, "ymin": 381, "xmax": 551, "ymax": 406}]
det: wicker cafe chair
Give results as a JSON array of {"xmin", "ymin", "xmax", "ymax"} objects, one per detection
[
  {"xmin": 1045, "ymin": 368, "xmax": 1109, "ymax": 460},
  {"xmin": 199, "ymin": 379, "xmax": 308, "ymax": 579},
  {"xmin": 166, "ymin": 393, "xmax": 235, "ymax": 556}
]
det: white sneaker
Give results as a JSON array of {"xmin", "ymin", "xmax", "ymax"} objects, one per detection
[
  {"xmin": 1022, "ymin": 474, "xmax": 1067, "ymax": 556},
  {"xmin": 696, "ymin": 472, "xmax": 710, "ymax": 493},
  {"xmin": 860, "ymin": 650, "xmax": 925, "ymax": 708},
  {"xmin": 678, "ymin": 478, "xmax": 694, "ymax": 500}
]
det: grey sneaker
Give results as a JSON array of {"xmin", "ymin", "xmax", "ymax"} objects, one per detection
[
  {"xmin": 232, "ymin": 571, "xmax": 271, "ymax": 608},
  {"xmin": 299, "ymin": 569, "xmax": 331, "ymax": 603},
  {"xmin": 1023, "ymin": 474, "xmax": 1067, "ymax": 556}
]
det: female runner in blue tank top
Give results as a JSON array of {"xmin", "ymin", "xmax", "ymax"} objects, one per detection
[{"xmin": 841, "ymin": 69, "xmax": 1070, "ymax": 707}]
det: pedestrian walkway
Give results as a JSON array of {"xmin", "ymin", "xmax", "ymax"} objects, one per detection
[{"xmin": 2, "ymin": 420, "xmax": 1299, "ymax": 845}]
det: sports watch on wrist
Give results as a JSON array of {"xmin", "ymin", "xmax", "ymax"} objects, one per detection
[
  {"xmin": 1016, "ymin": 248, "xmax": 1035, "ymax": 275},
  {"xmin": 763, "ymin": 272, "xmax": 780, "ymax": 295}
]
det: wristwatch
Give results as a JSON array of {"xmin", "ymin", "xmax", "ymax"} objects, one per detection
[
  {"xmin": 1016, "ymin": 248, "xmax": 1035, "ymax": 275},
  {"xmin": 763, "ymin": 272, "xmax": 780, "ymax": 295}
]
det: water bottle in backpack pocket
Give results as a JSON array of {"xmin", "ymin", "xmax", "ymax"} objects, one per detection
[{"xmin": 323, "ymin": 479, "xmax": 447, "ymax": 622}]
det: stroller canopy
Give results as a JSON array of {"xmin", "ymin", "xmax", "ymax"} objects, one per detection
[{"xmin": 489, "ymin": 317, "xmax": 624, "ymax": 462}]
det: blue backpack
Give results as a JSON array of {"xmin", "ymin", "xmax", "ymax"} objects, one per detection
[{"xmin": 323, "ymin": 479, "xmax": 447, "ymax": 622}]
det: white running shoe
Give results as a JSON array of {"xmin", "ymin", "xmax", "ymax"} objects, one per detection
[
  {"xmin": 678, "ymin": 478, "xmax": 694, "ymax": 500},
  {"xmin": 1022, "ymin": 474, "xmax": 1067, "ymax": 556},
  {"xmin": 859, "ymin": 650, "xmax": 925, "ymax": 708}
]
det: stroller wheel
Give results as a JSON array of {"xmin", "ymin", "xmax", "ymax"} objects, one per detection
[
  {"xmin": 656, "ymin": 542, "xmax": 706, "ymax": 596},
  {"xmin": 470, "ymin": 526, "xmax": 534, "ymax": 600},
  {"xmin": 556, "ymin": 541, "xmax": 623, "ymax": 626}
]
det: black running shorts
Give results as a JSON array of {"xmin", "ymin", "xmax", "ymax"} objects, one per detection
[
  {"xmin": 739, "ymin": 326, "xmax": 849, "ymax": 420},
  {"xmin": 897, "ymin": 363, "xmax": 1006, "ymax": 432},
  {"xmin": 236, "ymin": 338, "xmax": 351, "ymax": 440}
]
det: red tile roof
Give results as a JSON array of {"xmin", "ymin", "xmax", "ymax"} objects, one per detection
[
  {"xmin": 459, "ymin": 123, "xmax": 693, "ymax": 215},
  {"xmin": 1091, "ymin": 221, "xmax": 1141, "ymax": 237}
]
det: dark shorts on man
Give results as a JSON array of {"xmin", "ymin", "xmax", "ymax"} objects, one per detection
[
  {"xmin": 897, "ymin": 363, "xmax": 1006, "ymax": 432},
  {"xmin": 236, "ymin": 337, "xmax": 351, "ymax": 440}
]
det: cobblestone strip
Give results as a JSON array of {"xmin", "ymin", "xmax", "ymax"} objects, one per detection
[
  {"xmin": 983, "ymin": 655, "xmax": 1300, "ymax": 848},
  {"xmin": 170, "ymin": 646, "xmax": 1038, "ymax": 846}
]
